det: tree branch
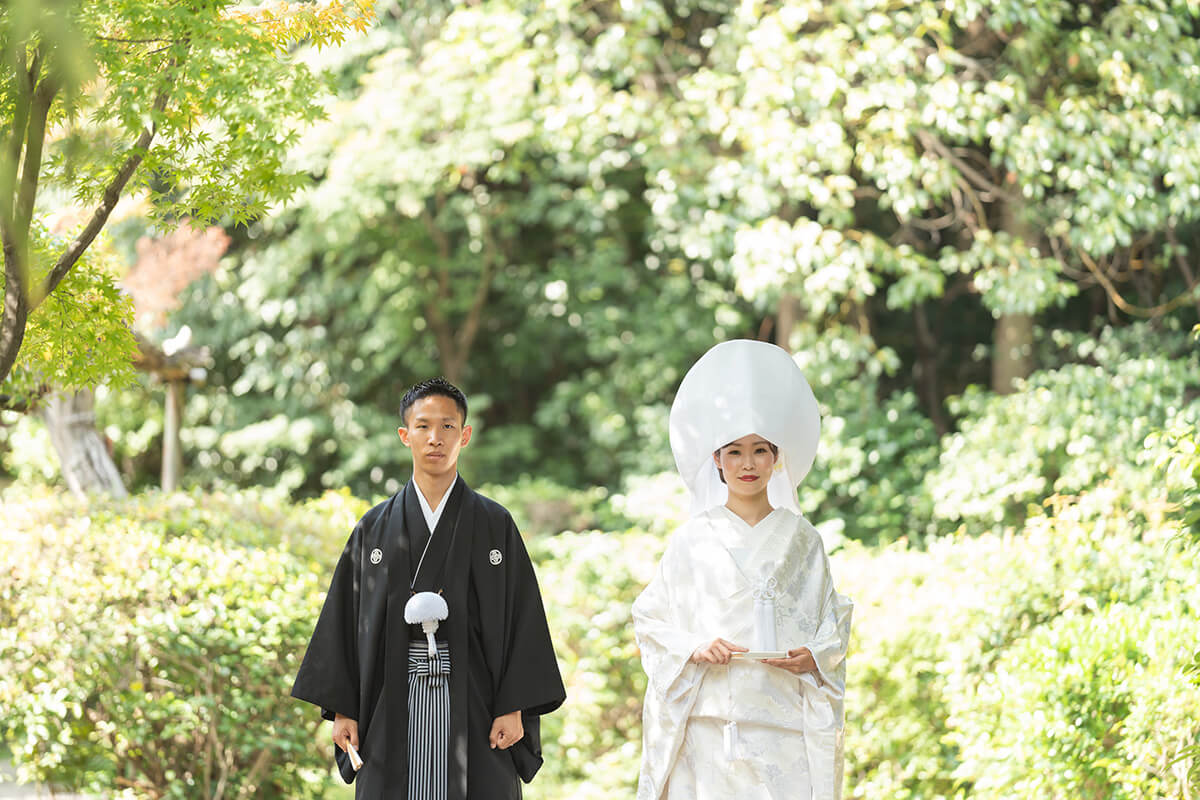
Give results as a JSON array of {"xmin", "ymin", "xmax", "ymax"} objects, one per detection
[
  {"xmin": 420, "ymin": 200, "xmax": 452, "ymax": 260},
  {"xmin": 1166, "ymin": 225, "xmax": 1200, "ymax": 315},
  {"xmin": 233, "ymin": 744, "xmax": 275, "ymax": 800},
  {"xmin": 14, "ymin": 75, "xmax": 56, "ymax": 240},
  {"xmin": 955, "ymin": 175, "xmax": 988, "ymax": 232},
  {"xmin": 915, "ymin": 129, "xmax": 1017, "ymax": 203},
  {"xmin": 38, "ymin": 80, "xmax": 174, "ymax": 307},
  {"xmin": 1, "ymin": 47, "xmax": 37, "ymax": 212},
  {"xmin": 419, "ymin": 202, "xmax": 466, "ymax": 381},
  {"xmin": 454, "ymin": 218, "xmax": 498, "ymax": 363},
  {"xmin": 1077, "ymin": 248, "xmax": 1199, "ymax": 318},
  {"xmin": 94, "ymin": 36, "xmax": 179, "ymax": 44},
  {"xmin": 0, "ymin": 392, "xmax": 37, "ymax": 413},
  {"xmin": 909, "ymin": 207, "xmax": 959, "ymax": 232},
  {"xmin": 912, "ymin": 302, "xmax": 949, "ymax": 435}
]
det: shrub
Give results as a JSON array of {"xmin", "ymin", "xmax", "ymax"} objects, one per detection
[
  {"xmin": 526, "ymin": 484, "xmax": 1196, "ymax": 800},
  {"xmin": 0, "ymin": 487, "xmax": 340, "ymax": 799},
  {"xmin": 525, "ymin": 527, "xmax": 663, "ymax": 800},
  {"xmin": 4, "ymin": 479, "xmax": 1196, "ymax": 800},
  {"xmin": 793, "ymin": 323, "xmax": 942, "ymax": 545},
  {"xmin": 477, "ymin": 477, "xmax": 632, "ymax": 538},
  {"xmin": 951, "ymin": 604, "xmax": 1200, "ymax": 800},
  {"xmin": 928, "ymin": 323, "xmax": 1200, "ymax": 531},
  {"xmin": 842, "ymin": 489, "xmax": 1200, "ymax": 799},
  {"xmin": 1148, "ymin": 418, "xmax": 1200, "ymax": 542}
]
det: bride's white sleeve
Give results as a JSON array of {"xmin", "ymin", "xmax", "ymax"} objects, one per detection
[
  {"xmin": 632, "ymin": 532, "xmax": 713, "ymax": 800},
  {"xmin": 796, "ymin": 535, "xmax": 853, "ymax": 800},
  {"xmin": 632, "ymin": 536, "xmax": 710, "ymax": 703}
]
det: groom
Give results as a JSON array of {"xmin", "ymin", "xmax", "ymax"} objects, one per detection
[{"xmin": 292, "ymin": 377, "xmax": 566, "ymax": 799}]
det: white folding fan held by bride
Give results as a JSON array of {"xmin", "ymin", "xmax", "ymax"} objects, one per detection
[{"xmin": 404, "ymin": 591, "xmax": 449, "ymax": 658}]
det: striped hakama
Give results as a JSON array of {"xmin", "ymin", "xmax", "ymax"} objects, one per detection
[{"xmin": 408, "ymin": 641, "xmax": 451, "ymax": 800}]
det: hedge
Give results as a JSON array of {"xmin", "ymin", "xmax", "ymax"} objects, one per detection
[
  {"xmin": 2, "ymin": 482, "xmax": 1196, "ymax": 799},
  {"xmin": 0, "ymin": 488, "xmax": 341, "ymax": 799}
]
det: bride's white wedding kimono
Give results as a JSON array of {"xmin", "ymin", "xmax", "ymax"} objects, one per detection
[{"xmin": 633, "ymin": 505, "xmax": 852, "ymax": 800}]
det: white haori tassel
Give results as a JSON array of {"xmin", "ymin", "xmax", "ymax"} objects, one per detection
[
  {"xmin": 404, "ymin": 591, "xmax": 449, "ymax": 659},
  {"xmin": 752, "ymin": 566, "xmax": 779, "ymax": 651}
]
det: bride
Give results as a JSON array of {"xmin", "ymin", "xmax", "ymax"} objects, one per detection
[{"xmin": 633, "ymin": 339, "xmax": 853, "ymax": 800}]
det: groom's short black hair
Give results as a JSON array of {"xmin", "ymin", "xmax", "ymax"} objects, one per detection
[{"xmin": 400, "ymin": 377, "xmax": 468, "ymax": 425}]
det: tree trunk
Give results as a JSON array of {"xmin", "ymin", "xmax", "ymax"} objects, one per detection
[
  {"xmin": 41, "ymin": 389, "xmax": 127, "ymax": 498},
  {"xmin": 992, "ymin": 195, "xmax": 1037, "ymax": 394},
  {"xmin": 0, "ymin": 241, "xmax": 31, "ymax": 387},
  {"xmin": 913, "ymin": 302, "xmax": 949, "ymax": 434},
  {"xmin": 161, "ymin": 380, "xmax": 184, "ymax": 491},
  {"xmin": 991, "ymin": 311, "xmax": 1034, "ymax": 394},
  {"xmin": 775, "ymin": 291, "xmax": 798, "ymax": 352}
]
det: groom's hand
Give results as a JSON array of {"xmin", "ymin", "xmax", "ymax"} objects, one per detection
[
  {"xmin": 332, "ymin": 713, "xmax": 359, "ymax": 752},
  {"xmin": 489, "ymin": 710, "xmax": 524, "ymax": 750}
]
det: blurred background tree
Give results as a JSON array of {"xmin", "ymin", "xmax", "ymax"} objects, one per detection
[
  {"xmin": 0, "ymin": 0, "xmax": 372, "ymax": 493},
  {"xmin": 56, "ymin": 0, "xmax": 1191, "ymax": 543}
]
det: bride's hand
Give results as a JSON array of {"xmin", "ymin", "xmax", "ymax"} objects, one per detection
[
  {"xmin": 690, "ymin": 638, "xmax": 748, "ymax": 665},
  {"xmin": 761, "ymin": 647, "xmax": 816, "ymax": 675}
]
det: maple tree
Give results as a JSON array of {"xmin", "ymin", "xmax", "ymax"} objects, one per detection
[{"xmin": 0, "ymin": 0, "xmax": 373, "ymax": 404}]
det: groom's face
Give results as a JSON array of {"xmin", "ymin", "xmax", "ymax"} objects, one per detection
[{"xmin": 398, "ymin": 394, "xmax": 471, "ymax": 478}]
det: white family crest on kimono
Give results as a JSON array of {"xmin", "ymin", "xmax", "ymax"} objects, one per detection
[{"xmin": 633, "ymin": 506, "xmax": 852, "ymax": 800}]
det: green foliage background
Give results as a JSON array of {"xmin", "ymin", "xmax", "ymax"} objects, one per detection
[
  {"xmin": 2, "ymin": 478, "xmax": 1197, "ymax": 799},
  {"xmin": 2, "ymin": 0, "xmax": 1200, "ymax": 798},
  {"xmin": 11, "ymin": 0, "xmax": 1189, "ymax": 522}
]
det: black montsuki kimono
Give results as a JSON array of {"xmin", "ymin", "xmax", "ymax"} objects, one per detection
[{"xmin": 291, "ymin": 478, "xmax": 566, "ymax": 799}]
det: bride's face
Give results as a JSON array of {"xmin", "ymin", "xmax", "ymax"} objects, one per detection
[{"xmin": 713, "ymin": 435, "xmax": 778, "ymax": 498}]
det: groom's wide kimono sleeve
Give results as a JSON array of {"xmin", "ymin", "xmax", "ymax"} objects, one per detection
[
  {"xmin": 291, "ymin": 505, "xmax": 389, "ymax": 784},
  {"xmin": 466, "ymin": 500, "xmax": 567, "ymax": 784}
]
